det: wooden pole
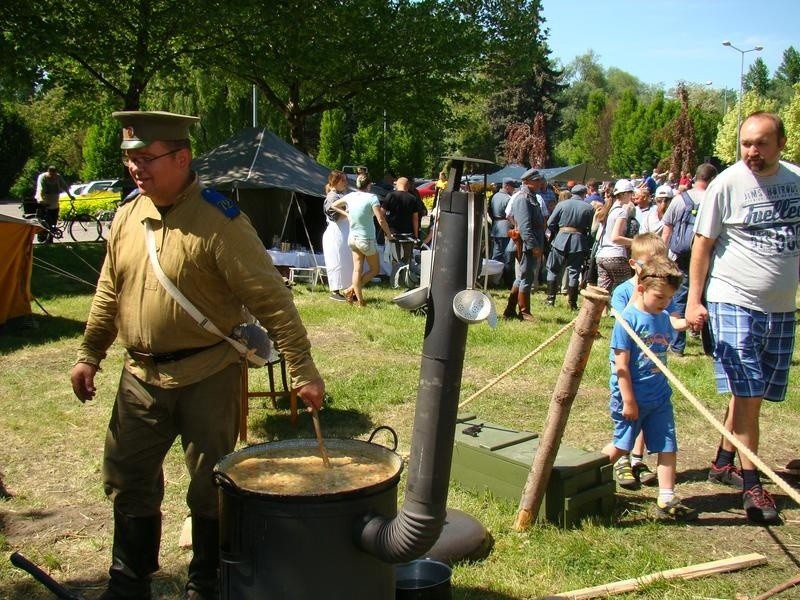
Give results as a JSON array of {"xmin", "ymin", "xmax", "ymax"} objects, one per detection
[
  {"xmin": 553, "ymin": 553, "xmax": 766, "ymax": 599},
  {"xmin": 513, "ymin": 286, "xmax": 609, "ymax": 530}
]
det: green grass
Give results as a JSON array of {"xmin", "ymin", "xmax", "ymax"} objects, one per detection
[{"xmin": 1, "ymin": 244, "xmax": 799, "ymax": 599}]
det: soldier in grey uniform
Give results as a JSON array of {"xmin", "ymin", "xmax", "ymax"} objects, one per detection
[
  {"xmin": 505, "ymin": 168, "xmax": 545, "ymax": 321},
  {"xmin": 70, "ymin": 111, "xmax": 325, "ymax": 599},
  {"xmin": 489, "ymin": 177, "xmax": 516, "ymax": 287},
  {"xmin": 545, "ymin": 184, "xmax": 595, "ymax": 309}
]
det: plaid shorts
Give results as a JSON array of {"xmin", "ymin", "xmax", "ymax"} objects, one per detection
[
  {"xmin": 708, "ymin": 302, "xmax": 796, "ymax": 402},
  {"xmin": 596, "ymin": 256, "xmax": 632, "ymax": 293}
]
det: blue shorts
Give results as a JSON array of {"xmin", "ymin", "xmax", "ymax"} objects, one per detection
[
  {"xmin": 609, "ymin": 393, "xmax": 677, "ymax": 454},
  {"xmin": 708, "ymin": 302, "xmax": 796, "ymax": 402}
]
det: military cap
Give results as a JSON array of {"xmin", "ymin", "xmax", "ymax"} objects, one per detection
[
  {"xmin": 520, "ymin": 168, "xmax": 542, "ymax": 181},
  {"xmin": 112, "ymin": 110, "xmax": 200, "ymax": 150},
  {"xmin": 571, "ymin": 184, "xmax": 587, "ymax": 195}
]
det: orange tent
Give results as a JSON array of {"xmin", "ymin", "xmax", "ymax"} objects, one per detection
[{"xmin": 0, "ymin": 214, "xmax": 42, "ymax": 328}]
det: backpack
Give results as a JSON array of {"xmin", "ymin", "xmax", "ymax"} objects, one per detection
[
  {"xmin": 624, "ymin": 206, "xmax": 640, "ymax": 239},
  {"xmin": 668, "ymin": 191, "xmax": 697, "ymax": 259}
]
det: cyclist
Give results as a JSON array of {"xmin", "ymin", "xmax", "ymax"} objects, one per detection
[{"xmin": 35, "ymin": 166, "xmax": 75, "ymax": 243}]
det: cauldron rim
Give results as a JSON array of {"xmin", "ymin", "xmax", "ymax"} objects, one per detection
[{"xmin": 214, "ymin": 437, "xmax": 403, "ymax": 503}]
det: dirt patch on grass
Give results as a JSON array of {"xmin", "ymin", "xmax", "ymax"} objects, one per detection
[{"xmin": 2, "ymin": 504, "xmax": 108, "ymax": 544}]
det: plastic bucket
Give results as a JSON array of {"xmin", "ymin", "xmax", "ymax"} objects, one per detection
[{"xmin": 395, "ymin": 559, "xmax": 452, "ymax": 599}]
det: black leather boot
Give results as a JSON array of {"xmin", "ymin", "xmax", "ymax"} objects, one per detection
[
  {"xmin": 183, "ymin": 516, "xmax": 220, "ymax": 600},
  {"xmin": 503, "ymin": 286, "xmax": 519, "ymax": 319},
  {"xmin": 567, "ymin": 284, "xmax": 580, "ymax": 310},
  {"xmin": 99, "ymin": 509, "xmax": 161, "ymax": 600},
  {"xmin": 545, "ymin": 280, "xmax": 558, "ymax": 306}
]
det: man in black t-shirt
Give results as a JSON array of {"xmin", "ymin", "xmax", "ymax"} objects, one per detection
[{"xmin": 383, "ymin": 176, "xmax": 420, "ymax": 263}]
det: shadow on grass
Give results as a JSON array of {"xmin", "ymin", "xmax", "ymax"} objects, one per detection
[
  {"xmin": 248, "ymin": 400, "xmax": 375, "ymax": 443},
  {"xmin": 3, "ymin": 569, "xmax": 187, "ymax": 600},
  {"xmin": 0, "ymin": 314, "xmax": 87, "ymax": 353}
]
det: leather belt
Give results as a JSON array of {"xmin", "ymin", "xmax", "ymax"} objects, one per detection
[
  {"xmin": 127, "ymin": 341, "xmax": 223, "ymax": 364},
  {"xmin": 559, "ymin": 226, "xmax": 582, "ymax": 233}
]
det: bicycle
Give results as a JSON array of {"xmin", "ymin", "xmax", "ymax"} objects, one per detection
[
  {"xmin": 95, "ymin": 200, "xmax": 121, "ymax": 240},
  {"xmin": 35, "ymin": 197, "xmax": 104, "ymax": 243}
]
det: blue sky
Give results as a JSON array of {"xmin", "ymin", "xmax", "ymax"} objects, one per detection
[{"xmin": 540, "ymin": 0, "xmax": 799, "ymax": 92}]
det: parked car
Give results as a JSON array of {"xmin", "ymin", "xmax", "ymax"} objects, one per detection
[{"xmin": 61, "ymin": 179, "xmax": 122, "ymax": 202}]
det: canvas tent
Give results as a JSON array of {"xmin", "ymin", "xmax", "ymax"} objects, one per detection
[
  {"xmin": 193, "ymin": 127, "xmax": 330, "ymax": 250},
  {"xmin": 486, "ymin": 162, "xmax": 610, "ymax": 185},
  {"xmin": 0, "ymin": 214, "xmax": 42, "ymax": 330}
]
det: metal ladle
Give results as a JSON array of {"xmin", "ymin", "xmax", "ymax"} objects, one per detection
[{"xmin": 452, "ymin": 193, "xmax": 494, "ymax": 325}]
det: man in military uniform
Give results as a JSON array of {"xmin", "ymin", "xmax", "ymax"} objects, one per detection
[
  {"xmin": 505, "ymin": 168, "xmax": 545, "ymax": 322},
  {"xmin": 70, "ymin": 111, "xmax": 325, "ymax": 599},
  {"xmin": 489, "ymin": 177, "xmax": 516, "ymax": 287},
  {"xmin": 545, "ymin": 184, "xmax": 595, "ymax": 309}
]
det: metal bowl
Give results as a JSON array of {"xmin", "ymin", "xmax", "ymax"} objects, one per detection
[{"xmin": 394, "ymin": 286, "xmax": 429, "ymax": 311}]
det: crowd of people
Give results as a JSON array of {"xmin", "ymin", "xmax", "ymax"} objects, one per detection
[
  {"xmin": 33, "ymin": 106, "xmax": 793, "ymax": 598},
  {"xmin": 486, "ymin": 111, "xmax": 798, "ymax": 525}
]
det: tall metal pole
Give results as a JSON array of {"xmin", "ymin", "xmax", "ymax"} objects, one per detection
[
  {"xmin": 722, "ymin": 41, "xmax": 763, "ymax": 161},
  {"xmin": 737, "ymin": 50, "xmax": 744, "ymax": 160},
  {"xmin": 252, "ymin": 85, "xmax": 258, "ymax": 128}
]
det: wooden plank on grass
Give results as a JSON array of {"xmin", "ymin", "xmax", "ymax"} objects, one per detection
[{"xmin": 552, "ymin": 553, "xmax": 767, "ymax": 599}]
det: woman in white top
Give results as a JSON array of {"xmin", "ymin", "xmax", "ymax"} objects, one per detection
[
  {"xmin": 594, "ymin": 179, "xmax": 636, "ymax": 292},
  {"xmin": 321, "ymin": 170, "xmax": 353, "ymax": 301}
]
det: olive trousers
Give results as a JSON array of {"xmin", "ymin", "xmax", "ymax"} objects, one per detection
[{"xmin": 103, "ymin": 363, "xmax": 241, "ymax": 519}]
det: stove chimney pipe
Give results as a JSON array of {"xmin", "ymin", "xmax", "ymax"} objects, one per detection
[{"xmin": 359, "ymin": 178, "xmax": 481, "ymax": 562}]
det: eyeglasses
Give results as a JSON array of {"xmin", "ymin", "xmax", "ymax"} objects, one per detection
[
  {"xmin": 656, "ymin": 199, "xmax": 671, "ymax": 204},
  {"xmin": 122, "ymin": 148, "xmax": 182, "ymax": 168}
]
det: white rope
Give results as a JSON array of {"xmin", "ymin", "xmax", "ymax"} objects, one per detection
[{"xmin": 610, "ymin": 307, "xmax": 800, "ymax": 508}]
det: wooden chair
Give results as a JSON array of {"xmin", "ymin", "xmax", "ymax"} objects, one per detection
[{"xmin": 239, "ymin": 355, "xmax": 298, "ymax": 442}]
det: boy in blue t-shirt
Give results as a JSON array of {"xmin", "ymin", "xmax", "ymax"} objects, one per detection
[
  {"xmin": 610, "ymin": 233, "xmax": 683, "ymax": 489},
  {"xmin": 602, "ymin": 255, "xmax": 696, "ymax": 520}
]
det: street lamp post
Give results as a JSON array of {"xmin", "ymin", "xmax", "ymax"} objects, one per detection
[{"xmin": 722, "ymin": 40, "xmax": 763, "ymax": 160}]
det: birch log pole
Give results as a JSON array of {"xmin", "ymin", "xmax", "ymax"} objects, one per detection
[{"xmin": 514, "ymin": 286, "xmax": 609, "ymax": 530}]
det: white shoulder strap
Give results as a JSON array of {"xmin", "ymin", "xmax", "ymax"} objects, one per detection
[{"xmin": 144, "ymin": 219, "xmax": 265, "ymax": 365}]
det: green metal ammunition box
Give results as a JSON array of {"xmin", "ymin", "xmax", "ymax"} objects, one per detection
[{"xmin": 451, "ymin": 417, "xmax": 615, "ymax": 527}]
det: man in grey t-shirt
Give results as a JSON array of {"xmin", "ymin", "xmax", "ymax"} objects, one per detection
[{"xmin": 686, "ymin": 112, "xmax": 800, "ymax": 525}]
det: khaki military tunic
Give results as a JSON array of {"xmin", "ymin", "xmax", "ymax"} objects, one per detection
[{"xmin": 78, "ymin": 176, "xmax": 320, "ymax": 389}]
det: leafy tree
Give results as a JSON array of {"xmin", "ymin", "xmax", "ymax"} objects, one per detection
[
  {"xmin": 317, "ymin": 109, "xmax": 348, "ymax": 171},
  {"xmin": 350, "ymin": 122, "xmax": 384, "ymax": 179},
  {"xmin": 0, "ymin": 0, "xmax": 225, "ymax": 110},
  {"xmin": 0, "ymin": 104, "xmax": 32, "ymax": 197},
  {"xmin": 713, "ymin": 91, "xmax": 779, "ymax": 163},
  {"xmin": 562, "ymin": 89, "xmax": 609, "ymax": 167},
  {"xmin": 775, "ymin": 47, "xmax": 800, "ymax": 86},
  {"xmin": 207, "ymin": 0, "xmax": 481, "ymax": 151},
  {"xmin": 13, "ymin": 86, "xmax": 88, "ymax": 183},
  {"xmin": 386, "ymin": 121, "xmax": 427, "ymax": 178},
  {"xmin": 780, "ymin": 84, "xmax": 800, "ymax": 164},
  {"xmin": 555, "ymin": 51, "xmax": 608, "ymax": 142},
  {"xmin": 479, "ymin": 0, "xmax": 564, "ymax": 162},
  {"xmin": 81, "ymin": 115, "xmax": 122, "ymax": 182},
  {"xmin": 743, "ymin": 57, "xmax": 770, "ymax": 97},
  {"xmin": 608, "ymin": 90, "xmax": 639, "ymax": 176}
]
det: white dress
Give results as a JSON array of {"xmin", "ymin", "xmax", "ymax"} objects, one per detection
[{"xmin": 322, "ymin": 190, "xmax": 353, "ymax": 291}]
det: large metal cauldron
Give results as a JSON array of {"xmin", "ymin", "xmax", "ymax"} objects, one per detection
[{"xmin": 213, "ymin": 428, "xmax": 402, "ymax": 600}]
